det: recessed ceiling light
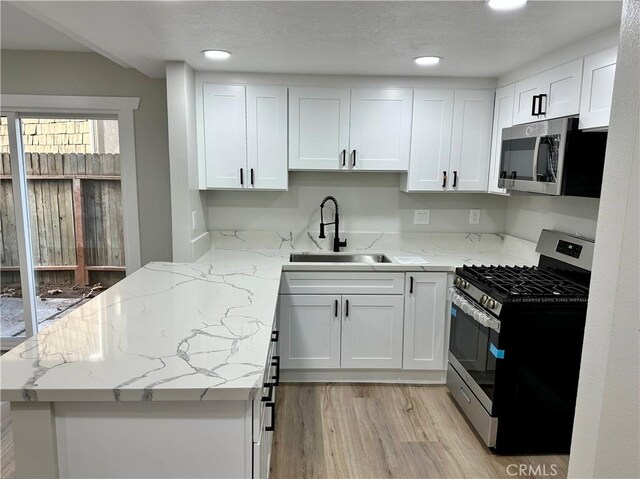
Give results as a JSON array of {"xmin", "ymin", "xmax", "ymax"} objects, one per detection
[
  {"xmin": 414, "ymin": 56, "xmax": 442, "ymax": 66},
  {"xmin": 202, "ymin": 49, "xmax": 231, "ymax": 60},
  {"xmin": 488, "ymin": 0, "xmax": 527, "ymax": 11}
]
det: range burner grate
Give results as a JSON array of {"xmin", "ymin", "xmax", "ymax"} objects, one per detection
[{"xmin": 459, "ymin": 265, "xmax": 589, "ymax": 300}]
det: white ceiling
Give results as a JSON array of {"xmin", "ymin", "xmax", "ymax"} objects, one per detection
[
  {"xmin": 0, "ymin": 1, "xmax": 89, "ymax": 52},
  {"xmin": 3, "ymin": 1, "xmax": 622, "ymax": 79}
]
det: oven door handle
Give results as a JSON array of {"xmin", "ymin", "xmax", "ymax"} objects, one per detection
[{"xmin": 449, "ymin": 288, "xmax": 501, "ymax": 333}]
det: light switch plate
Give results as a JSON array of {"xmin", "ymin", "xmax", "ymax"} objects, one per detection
[
  {"xmin": 414, "ymin": 209, "xmax": 430, "ymax": 225},
  {"xmin": 469, "ymin": 209, "xmax": 481, "ymax": 224}
]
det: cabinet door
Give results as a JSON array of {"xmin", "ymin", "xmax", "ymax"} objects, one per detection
[
  {"xmin": 288, "ymin": 87, "xmax": 350, "ymax": 170},
  {"xmin": 541, "ymin": 58, "xmax": 583, "ymax": 120},
  {"xmin": 279, "ymin": 295, "xmax": 341, "ymax": 369},
  {"xmin": 349, "ymin": 88, "xmax": 413, "ymax": 171},
  {"xmin": 403, "ymin": 273, "xmax": 447, "ymax": 370},
  {"xmin": 246, "ymin": 86, "xmax": 288, "ymax": 190},
  {"xmin": 449, "ymin": 90, "xmax": 494, "ymax": 191},
  {"xmin": 579, "ymin": 47, "xmax": 617, "ymax": 129},
  {"xmin": 488, "ymin": 84, "xmax": 514, "ymax": 195},
  {"xmin": 341, "ymin": 295, "xmax": 404, "ymax": 369},
  {"xmin": 202, "ymin": 84, "xmax": 247, "ymax": 188},
  {"xmin": 513, "ymin": 75, "xmax": 543, "ymax": 125},
  {"xmin": 405, "ymin": 89, "xmax": 454, "ymax": 191}
]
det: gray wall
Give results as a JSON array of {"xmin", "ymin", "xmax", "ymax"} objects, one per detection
[
  {"xmin": 0, "ymin": 50, "xmax": 172, "ymax": 265},
  {"xmin": 505, "ymin": 195, "xmax": 600, "ymax": 242},
  {"xmin": 208, "ymin": 172, "xmax": 508, "ymax": 234}
]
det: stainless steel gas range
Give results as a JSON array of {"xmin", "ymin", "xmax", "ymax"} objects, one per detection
[{"xmin": 446, "ymin": 230, "xmax": 594, "ymax": 454}]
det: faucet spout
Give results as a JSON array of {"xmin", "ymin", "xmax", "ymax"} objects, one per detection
[{"xmin": 319, "ymin": 196, "xmax": 347, "ymax": 252}]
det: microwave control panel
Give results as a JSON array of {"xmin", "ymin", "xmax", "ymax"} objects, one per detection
[{"xmin": 556, "ymin": 240, "xmax": 583, "ymax": 259}]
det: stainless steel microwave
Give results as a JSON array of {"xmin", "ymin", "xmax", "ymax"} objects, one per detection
[{"xmin": 498, "ymin": 117, "xmax": 608, "ymax": 197}]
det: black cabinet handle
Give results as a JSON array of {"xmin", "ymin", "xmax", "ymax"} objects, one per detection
[
  {"xmin": 334, "ymin": 299, "xmax": 338, "ymax": 317},
  {"xmin": 250, "ymin": 168, "xmax": 254, "ymax": 186},
  {"xmin": 265, "ymin": 402, "xmax": 275, "ymax": 432},
  {"xmin": 271, "ymin": 355, "xmax": 280, "ymax": 386},
  {"xmin": 410, "ymin": 276, "xmax": 414, "ymax": 294},
  {"xmin": 453, "ymin": 170, "xmax": 458, "ymax": 188},
  {"xmin": 500, "ymin": 171, "xmax": 507, "ymax": 179},
  {"xmin": 345, "ymin": 299, "xmax": 349, "ymax": 317},
  {"xmin": 442, "ymin": 171, "xmax": 447, "ymax": 188},
  {"xmin": 271, "ymin": 330, "xmax": 279, "ymax": 342},
  {"xmin": 538, "ymin": 94, "xmax": 547, "ymax": 115},
  {"xmin": 341, "ymin": 149, "xmax": 346, "ymax": 167},
  {"xmin": 240, "ymin": 168, "xmax": 244, "ymax": 186},
  {"xmin": 352, "ymin": 149, "xmax": 356, "ymax": 167},
  {"xmin": 261, "ymin": 382, "xmax": 273, "ymax": 402},
  {"xmin": 531, "ymin": 95, "xmax": 539, "ymax": 116},
  {"xmin": 510, "ymin": 171, "xmax": 517, "ymax": 179}
]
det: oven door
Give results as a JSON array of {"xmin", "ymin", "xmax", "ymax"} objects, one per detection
[
  {"xmin": 448, "ymin": 289, "xmax": 501, "ymax": 414},
  {"xmin": 498, "ymin": 118, "xmax": 569, "ymax": 195}
]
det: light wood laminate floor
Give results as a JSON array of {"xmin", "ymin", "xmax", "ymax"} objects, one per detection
[{"xmin": 0, "ymin": 385, "xmax": 568, "ymax": 479}]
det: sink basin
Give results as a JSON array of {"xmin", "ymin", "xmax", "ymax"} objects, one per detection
[{"xmin": 289, "ymin": 253, "xmax": 392, "ymax": 264}]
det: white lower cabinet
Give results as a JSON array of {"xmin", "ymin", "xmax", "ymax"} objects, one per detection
[
  {"xmin": 278, "ymin": 272, "xmax": 448, "ymax": 373},
  {"xmin": 340, "ymin": 295, "xmax": 404, "ymax": 369},
  {"xmin": 279, "ymin": 294, "xmax": 341, "ymax": 369},
  {"xmin": 402, "ymin": 273, "xmax": 448, "ymax": 370}
]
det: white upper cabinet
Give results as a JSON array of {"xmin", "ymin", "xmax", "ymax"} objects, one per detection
[
  {"xmin": 512, "ymin": 59, "xmax": 583, "ymax": 125},
  {"xmin": 198, "ymin": 83, "xmax": 288, "ymax": 190},
  {"xmin": 288, "ymin": 87, "xmax": 350, "ymax": 170},
  {"xmin": 246, "ymin": 86, "xmax": 288, "ymax": 190},
  {"xmin": 403, "ymin": 273, "xmax": 447, "ymax": 370},
  {"xmin": 201, "ymin": 84, "xmax": 247, "ymax": 189},
  {"xmin": 449, "ymin": 89, "xmax": 494, "ymax": 192},
  {"xmin": 403, "ymin": 88, "xmax": 493, "ymax": 192},
  {"xmin": 349, "ymin": 88, "xmax": 413, "ymax": 171},
  {"xmin": 488, "ymin": 84, "xmax": 515, "ymax": 195},
  {"xmin": 579, "ymin": 47, "xmax": 617, "ymax": 129},
  {"xmin": 405, "ymin": 89, "xmax": 454, "ymax": 191}
]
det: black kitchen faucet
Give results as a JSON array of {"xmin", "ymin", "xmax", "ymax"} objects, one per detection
[{"xmin": 319, "ymin": 196, "xmax": 347, "ymax": 252}]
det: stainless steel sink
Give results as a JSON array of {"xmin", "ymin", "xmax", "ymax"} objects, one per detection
[{"xmin": 289, "ymin": 253, "xmax": 392, "ymax": 264}]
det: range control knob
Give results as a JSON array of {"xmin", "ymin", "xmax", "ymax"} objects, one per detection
[
  {"xmin": 479, "ymin": 295, "xmax": 488, "ymax": 306},
  {"xmin": 454, "ymin": 277, "xmax": 461, "ymax": 287},
  {"xmin": 486, "ymin": 299, "xmax": 496, "ymax": 309},
  {"xmin": 460, "ymin": 280, "xmax": 469, "ymax": 289}
]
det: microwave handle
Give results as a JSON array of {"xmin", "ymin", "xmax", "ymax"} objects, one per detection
[{"xmin": 532, "ymin": 136, "xmax": 541, "ymax": 181}]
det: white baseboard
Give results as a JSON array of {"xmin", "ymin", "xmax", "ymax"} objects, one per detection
[
  {"xmin": 280, "ymin": 369, "xmax": 447, "ymax": 384},
  {"xmin": 191, "ymin": 231, "xmax": 211, "ymax": 261}
]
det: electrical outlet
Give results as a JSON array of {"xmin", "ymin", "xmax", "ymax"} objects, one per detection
[
  {"xmin": 414, "ymin": 209, "xmax": 430, "ymax": 225},
  {"xmin": 469, "ymin": 209, "xmax": 481, "ymax": 225},
  {"xmin": 192, "ymin": 211, "xmax": 197, "ymax": 231}
]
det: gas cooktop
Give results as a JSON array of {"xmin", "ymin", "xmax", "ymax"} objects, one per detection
[{"xmin": 456, "ymin": 265, "xmax": 589, "ymax": 303}]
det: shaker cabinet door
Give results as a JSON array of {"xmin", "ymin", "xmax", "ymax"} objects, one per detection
[
  {"xmin": 349, "ymin": 88, "xmax": 413, "ymax": 171},
  {"xmin": 579, "ymin": 47, "xmax": 617, "ymax": 129},
  {"xmin": 403, "ymin": 273, "xmax": 448, "ymax": 370},
  {"xmin": 288, "ymin": 87, "xmax": 350, "ymax": 170},
  {"xmin": 201, "ymin": 84, "xmax": 247, "ymax": 189},
  {"xmin": 279, "ymin": 294, "xmax": 341, "ymax": 369}
]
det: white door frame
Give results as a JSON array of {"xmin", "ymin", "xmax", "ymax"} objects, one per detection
[{"xmin": 1, "ymin": 94, "xmax": 141, "ymax": 346}]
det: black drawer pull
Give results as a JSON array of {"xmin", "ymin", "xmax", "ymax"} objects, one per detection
[
  {"xmin": 352, "ymin": 149, "xmax": 356, "ymax": 167},
  {"xmin": 341, "ymin": 149, "xmax": 346, "ymax": 167},
  {"xmin": 240, "ymin": 168, "xmax": 244, "ymax": 186},
  {"xmin": 334, "ymin": 299, "xmax": 338, "ymax": 317},
  {"xmin": 271, "ymin": 330, "xmax": 279, "ymax": 342},
  {"xmin": 250, "ymin": 168, "xmax": 255, "ymax": 186},
  {"xmin": 265, "ymin": 402, "xmax": 275, "ymax": 432},
  {"xmin": 442, "ymin": 171, "xmax": 447, "ymax": 188},
  {"xmin": 452, "ymin": 170, "xmax": 458, "ymax": 188},
  {"xmin": 272, "ymin": 355, "xmax": 280, "ymax": 386},
  {"xmin": 261, "ymin": 382, "xmax": 273, "ymax": 402},
  {"xmin": 345, "ymin": 299, "xmax": 350, "ymax": 317},
  {"xmin": 409, "ymin": 276, "xmax": 414, "ymax": 294}
]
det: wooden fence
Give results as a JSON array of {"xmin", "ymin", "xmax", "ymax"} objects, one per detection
[{"xmin": 0, "ymin": 153, "xmax": 125, "ymax": 287}]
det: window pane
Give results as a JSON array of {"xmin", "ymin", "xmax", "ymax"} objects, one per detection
[
  {"xmin": 0, "ymin": 115, "xmax": 26, "ymax": 338},
  {"xmin": 20, "ymin": 118, "xmax": 125, "ymax": 332}
]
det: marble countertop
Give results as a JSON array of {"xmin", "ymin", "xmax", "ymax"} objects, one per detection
[{"xmin": 0, "ymin": 231, "xmax": 538, "ymax": 403}]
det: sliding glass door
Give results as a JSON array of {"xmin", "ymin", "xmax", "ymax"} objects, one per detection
[{"xmin": 0, "ymin": 113, "xmax": 126, "ymax": 348}]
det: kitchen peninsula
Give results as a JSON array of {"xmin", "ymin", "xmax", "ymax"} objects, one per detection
[{"xmin": 0, "ymin": 232, "xmax": 538, "ymax": 478}]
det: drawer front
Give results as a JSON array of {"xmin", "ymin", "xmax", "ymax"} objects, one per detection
[
  {"xmin": 253, "ymin": 330, "xmax": 279, "ymax": 442},
  {"xmin": 446, "ymin": 363, "xmax": 498, "ymax": 447},
  {"xmin": 280, "ymin": 272, "xmax": 405, "ymax": 295}
]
